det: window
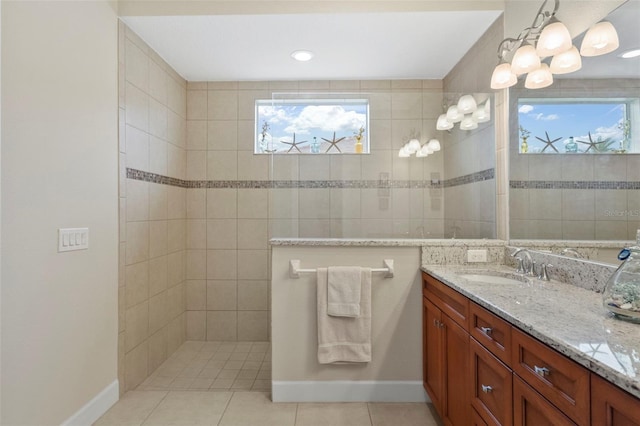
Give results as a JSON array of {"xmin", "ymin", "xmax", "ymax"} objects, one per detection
[
  {"xmin": 517, "ymin": 98, "xmax": 638, "ymax": 154},
  {"xmin": 255, "ymin": 97, "xmax": 369, "ymax": 154}
]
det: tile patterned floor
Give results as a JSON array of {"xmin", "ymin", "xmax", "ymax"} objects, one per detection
[
  {"xmin": 95, "ymin": 341, "xmax": 442, "ymax": 426},
  {"xmin": 136, "ymin": 341, "xmax": 272, "ymax": 392}
]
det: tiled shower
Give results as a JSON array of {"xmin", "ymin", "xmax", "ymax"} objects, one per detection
[{"xmin": 118, "ymin": 17, "xmax": 502, "ymax": 392}]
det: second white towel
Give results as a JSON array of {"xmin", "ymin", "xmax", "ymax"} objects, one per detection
[{"xmin": 327, "ymin": 266, "xmax": 362, "ymax": 317}]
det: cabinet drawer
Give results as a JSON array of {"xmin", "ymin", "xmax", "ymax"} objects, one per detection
[
  {"xmin": 512, "ymin": 328, "xmax": 589, "ymax": 426},
  {"xmin": 470, "ymin": 337, "xmax": 513, "ymax": 426},
  {"xmin": 422, "ymin": 273, "xmax": 469, "ymax": 329},
  {"xmin": 470, "ymin": 302, "xmax": 512, "ymax": 366},
  {"xmin": 513, "ymin": 375, "xmax": 576, "ymax": 426}
]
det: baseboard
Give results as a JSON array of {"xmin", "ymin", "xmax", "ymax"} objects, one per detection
[
  {"xmin": 61, "ymin": 380, "xmax": 119, "ymax": 426},
  {"xmin": 272, "ymin": 380, "xmax": 429, "ymax": 403}
]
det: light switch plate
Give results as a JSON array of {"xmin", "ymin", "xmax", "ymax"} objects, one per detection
[
  {"xmin": 58, "ymin": 228, "xmax": 89, "ymax": 252},
  {"xmin": 467, "ymin": 249, "xmax": 487, "ymax": 263}
]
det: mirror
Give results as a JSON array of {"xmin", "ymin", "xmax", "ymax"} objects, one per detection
[{"xmin": 508, "ymin": 0, "xmax": 640, "ymax": 262}]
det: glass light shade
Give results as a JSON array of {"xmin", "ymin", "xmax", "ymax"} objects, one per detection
[
  {"xmin": 525, "ymin": 63, "xmax": 553, "ymax": 89},
  {"xmin": 490, "ymin": 62, "xmax": 517, "ymax": 89},
  {"xmin": 427, "ymin": 139, "xmax": 441, "ymax": 152},
  {"xmin": 511, "ymin": 42, "xmax": 541, "ymax": 75},
  {"xmin": 472, "ymin": 107, "xmax": 490, "ymax": 123},
  {"xmin": 417, "ymin": 145, "xmax": 431, "ymax": 157},
  {"xmin": 457, "ymin": 95, "xmax": 477, "ymax": 114},
  {"xmin": 460, "ymin": 115, "xmax": 478, "ymax": 130},
  {"xmin": 446, "ymin": 105, "xmax": 463, "ymax": 123},
  {"xmin": 398, "ymin": 146, "xmax": 411, "ymax": 158},
  {"xmin": 407, "ymin": 138, "xmax": 422, "ymax": 153},
  {"xmin": 550, "ymin": 46, "xmax": 582, "ymax": 74},
  {"xmin": 536, "ymin": 19, "xmax": 572, "ymax": 57},
  {"xmin": 436, "ymin": 114, "xmax": 453, "ymax": 130},
  {"xmin": 580, "ymin": 21, "xmax": 619, "ymax": 57}
]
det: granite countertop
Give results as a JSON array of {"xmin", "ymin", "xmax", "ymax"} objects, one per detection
[
  {"xmin": 422, "ymin": 265, "xmax": 640, "ymax": 399},
  {"xmin": 270, "ymin": 238, "xmax": 506, "ymax": 247}
]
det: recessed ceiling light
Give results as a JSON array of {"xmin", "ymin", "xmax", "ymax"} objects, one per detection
[
  {"xmin": 620, "ymin": 49, "xmax": 640, "ymax": 59},
  {"xmin": 291, "ymin": 50, "xmax": 314, "ymax": 62}
]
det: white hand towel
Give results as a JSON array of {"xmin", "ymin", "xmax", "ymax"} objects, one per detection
[
  {"xmin": 317, "ymin": 267, "xmax": 372, "ymax": 364},
  {"xmin": 327, "ymin": 266, "xmax": 362, "ymax": 317}
]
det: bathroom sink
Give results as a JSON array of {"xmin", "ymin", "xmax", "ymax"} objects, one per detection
[{"xmin": 457, "ymin": 270, "xmax": 530, "ymax": 285}]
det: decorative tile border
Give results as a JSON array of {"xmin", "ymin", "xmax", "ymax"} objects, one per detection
[
  {"xmin": 510, "ymin": 180, "xmax": 640, "ymax": 190},
  {"xmin": 127, "ymin": 168, "xmax": 494, "ymax": 190},
  {"xmin": 443, "ymin": 168, "xmax": 494, "ymax": 188}
]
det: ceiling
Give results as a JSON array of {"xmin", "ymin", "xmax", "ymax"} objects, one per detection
[{"xmin": 121, "ymin": 10, "xmax": 503, "ymax": 82}]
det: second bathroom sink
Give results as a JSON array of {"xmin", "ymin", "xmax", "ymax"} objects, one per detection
[{"xmin": 457, "ymin": 270, "xmax": 530, "ymax": 285}]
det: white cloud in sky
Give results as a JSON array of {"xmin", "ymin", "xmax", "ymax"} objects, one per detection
[
  {"xmin": 283, "ymin": 105, "xmax": 366, "ymax": 135},
  {"xmin": 533, "ymin": 113, "xmax": 560, "ymax": 121},
  {"xmin": 518, "ymin": 104, "xmax": 534, "ymax": 113}
]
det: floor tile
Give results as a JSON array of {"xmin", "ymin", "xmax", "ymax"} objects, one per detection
[
  {"xmin": 368, "ymin": 403, "xmax": 440, "ymax": 426},
  {"xmin": 94, "ymin": 391, "xmax": 167, "ymax": 426},
  {"xmin": 296, "ymin": 402, "xmax": 372, "ymax": 426},
  {"xmin": 218, "ymin": 392, "xmax": 297, "ymax": 426},
  {"xmin": 142, "ymin": 391, "xmax": 232, "ymax": 425}
]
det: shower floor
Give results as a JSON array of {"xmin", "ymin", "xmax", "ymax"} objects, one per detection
[{"xmin": 137, "ymin": 341, "xmax": 272, "ymax": 392}]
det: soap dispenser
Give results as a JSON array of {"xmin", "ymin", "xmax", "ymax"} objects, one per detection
[{"xmin": 603, "ymin": 230, "xmax": 640, "ymax": 323}]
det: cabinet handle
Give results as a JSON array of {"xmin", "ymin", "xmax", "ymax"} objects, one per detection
[
  {"xmin": 480, "ymin": 326, "xmax": 492, "ymax": 336},
  {"xmin": 438, "ymin": 322, "xmax": 445, "ymax": 329},
  {"xmin": 481, "ymin": 384, "xmax": 493, "ymax": 393},
  {"xmin": 534, "ymin": 366, "xmax": 550, "ymax": 377},
  {"xmin": 433, "ymin": 319, "xmax": 439, "ymax": 327}
]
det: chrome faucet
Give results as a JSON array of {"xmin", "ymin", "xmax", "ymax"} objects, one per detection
[
  {"xmin": 511, "ymin": 248, "xmax": 534, "ymax": 275},
  {"xmin": 538, "ymin": 263, "xmax": 552, "ymax": 281}
]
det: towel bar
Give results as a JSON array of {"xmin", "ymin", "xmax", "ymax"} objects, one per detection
[{"xmin": 289, "ymin": 259, "xmax": 394, "ymax": 279}]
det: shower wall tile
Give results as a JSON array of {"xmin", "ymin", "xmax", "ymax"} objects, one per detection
[{"xmin": 120, "ymin": 23, "xmax": 187, "ymax": 393}]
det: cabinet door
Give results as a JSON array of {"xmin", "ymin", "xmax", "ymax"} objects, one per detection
[
  {"xmin": 423, "ymin": 297, "xmax": 444, "ymax": 415},
  {"xmin": 442, "ymin": 313, "xmax": 470, "ymax": 426},
  {"xmin": 470, "ymin": 337, "xmax": 513, "ymax": 426},
  {"xmin": 592, "ymin": 373, "xmax": 640, "ymax": 426},
  {"xmin": 513, "ymin": 375, "xmax": 576, "ymax": 426}
]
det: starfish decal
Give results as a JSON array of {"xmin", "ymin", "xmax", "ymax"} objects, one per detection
[
  {"xmin": 576, "ymin": 131, "xmax": 605, "ymax": 153},
  {"xmin": 281, "ymin": 133, "xmax": 308, "ymax": 153},
  {"xmin": 322, "ymin": 132, "xmax": 346, "ymax": 153},
  {"xmin": 534, "ymin": 131, "xmax": 562, "ymax": 153}
]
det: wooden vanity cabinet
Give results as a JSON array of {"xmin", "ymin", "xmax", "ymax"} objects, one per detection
[
  {"xmin": 591, "ymin": 373, "xmax": 640, "ymax": 426},
  {"xmin": 422, "ymin": 272, "xmax": 640, "ymax": 426},
  {"xmin": 422, "ymin": 274, "xmax": 470, "ymax": 426}
]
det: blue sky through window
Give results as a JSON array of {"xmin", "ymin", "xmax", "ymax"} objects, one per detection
[
  {"xmin": 256, "ymin": 99, "xmax": 368, "ymax": 154},
  {"xmin": 518, "ymin": 101, "xmax": 628, "ymax": 153}
]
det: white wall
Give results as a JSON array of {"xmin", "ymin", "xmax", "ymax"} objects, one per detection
[
  {"xmin": 1, "ymin": 1, "xmax": 119, "ymax": 424},
  {"xmin": 272, "ymin": 246, "xmax": 424, "ymax": 401}
]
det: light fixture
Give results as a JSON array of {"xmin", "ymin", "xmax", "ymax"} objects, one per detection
[
  {"xmin": 490, "ymin": 0, "xmax": 618, "ymax": 90},
  {"xmin": 525, "ymin": 63, "xmax": 553, "ymax": 89},
  {"xmin": 436, "ymin": 114, "xmax": 454, "ymax": 131},
  {"xmin": 621, "ymin": 49, "xmax": 640, "ymax": 59},
  {"xmin": 446, "ymin": 105, "xmax": 463, "ymax": 123},
  {"xmin": 490, "ymin": 61, "xmax": 517, "ymax": 89},
  {"xmin": 536, "ymin": 17, "xmax": 572, "ymax": 57},
  {"xmin": 398, "ymin": 139, "xmax": 441, "ymax": 158},
  {"xmin": 427, "ymin": 139, "xmax": 441, "ymax": 152},
  {"xmin": 549, "ymin": 45, "xmax": 581, "ymax": 74},
  {"xmin": 291, "ymin": 50, "xmax": 314, "ymax": 61},
  {"xmin": 511, "ymin": 42, "xmax": 541, "ymax": 75},
  {"xmin": 407, "ymin": 138, "xmax": 422, "ymax": 154},
  {"xmin": 460, "ymin": 115, "xmax": 478, "ymax": 131},
  {"xmin": 457, "ymin": 95, "xmax": 477, "ymax": 114},
  {"xmin": 398, "ymin": 146, "xmax": 411, "ymax": 158},
  {"xmin": 580, "ymin": 21, "xmax": 619, "ymax": 56}
]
